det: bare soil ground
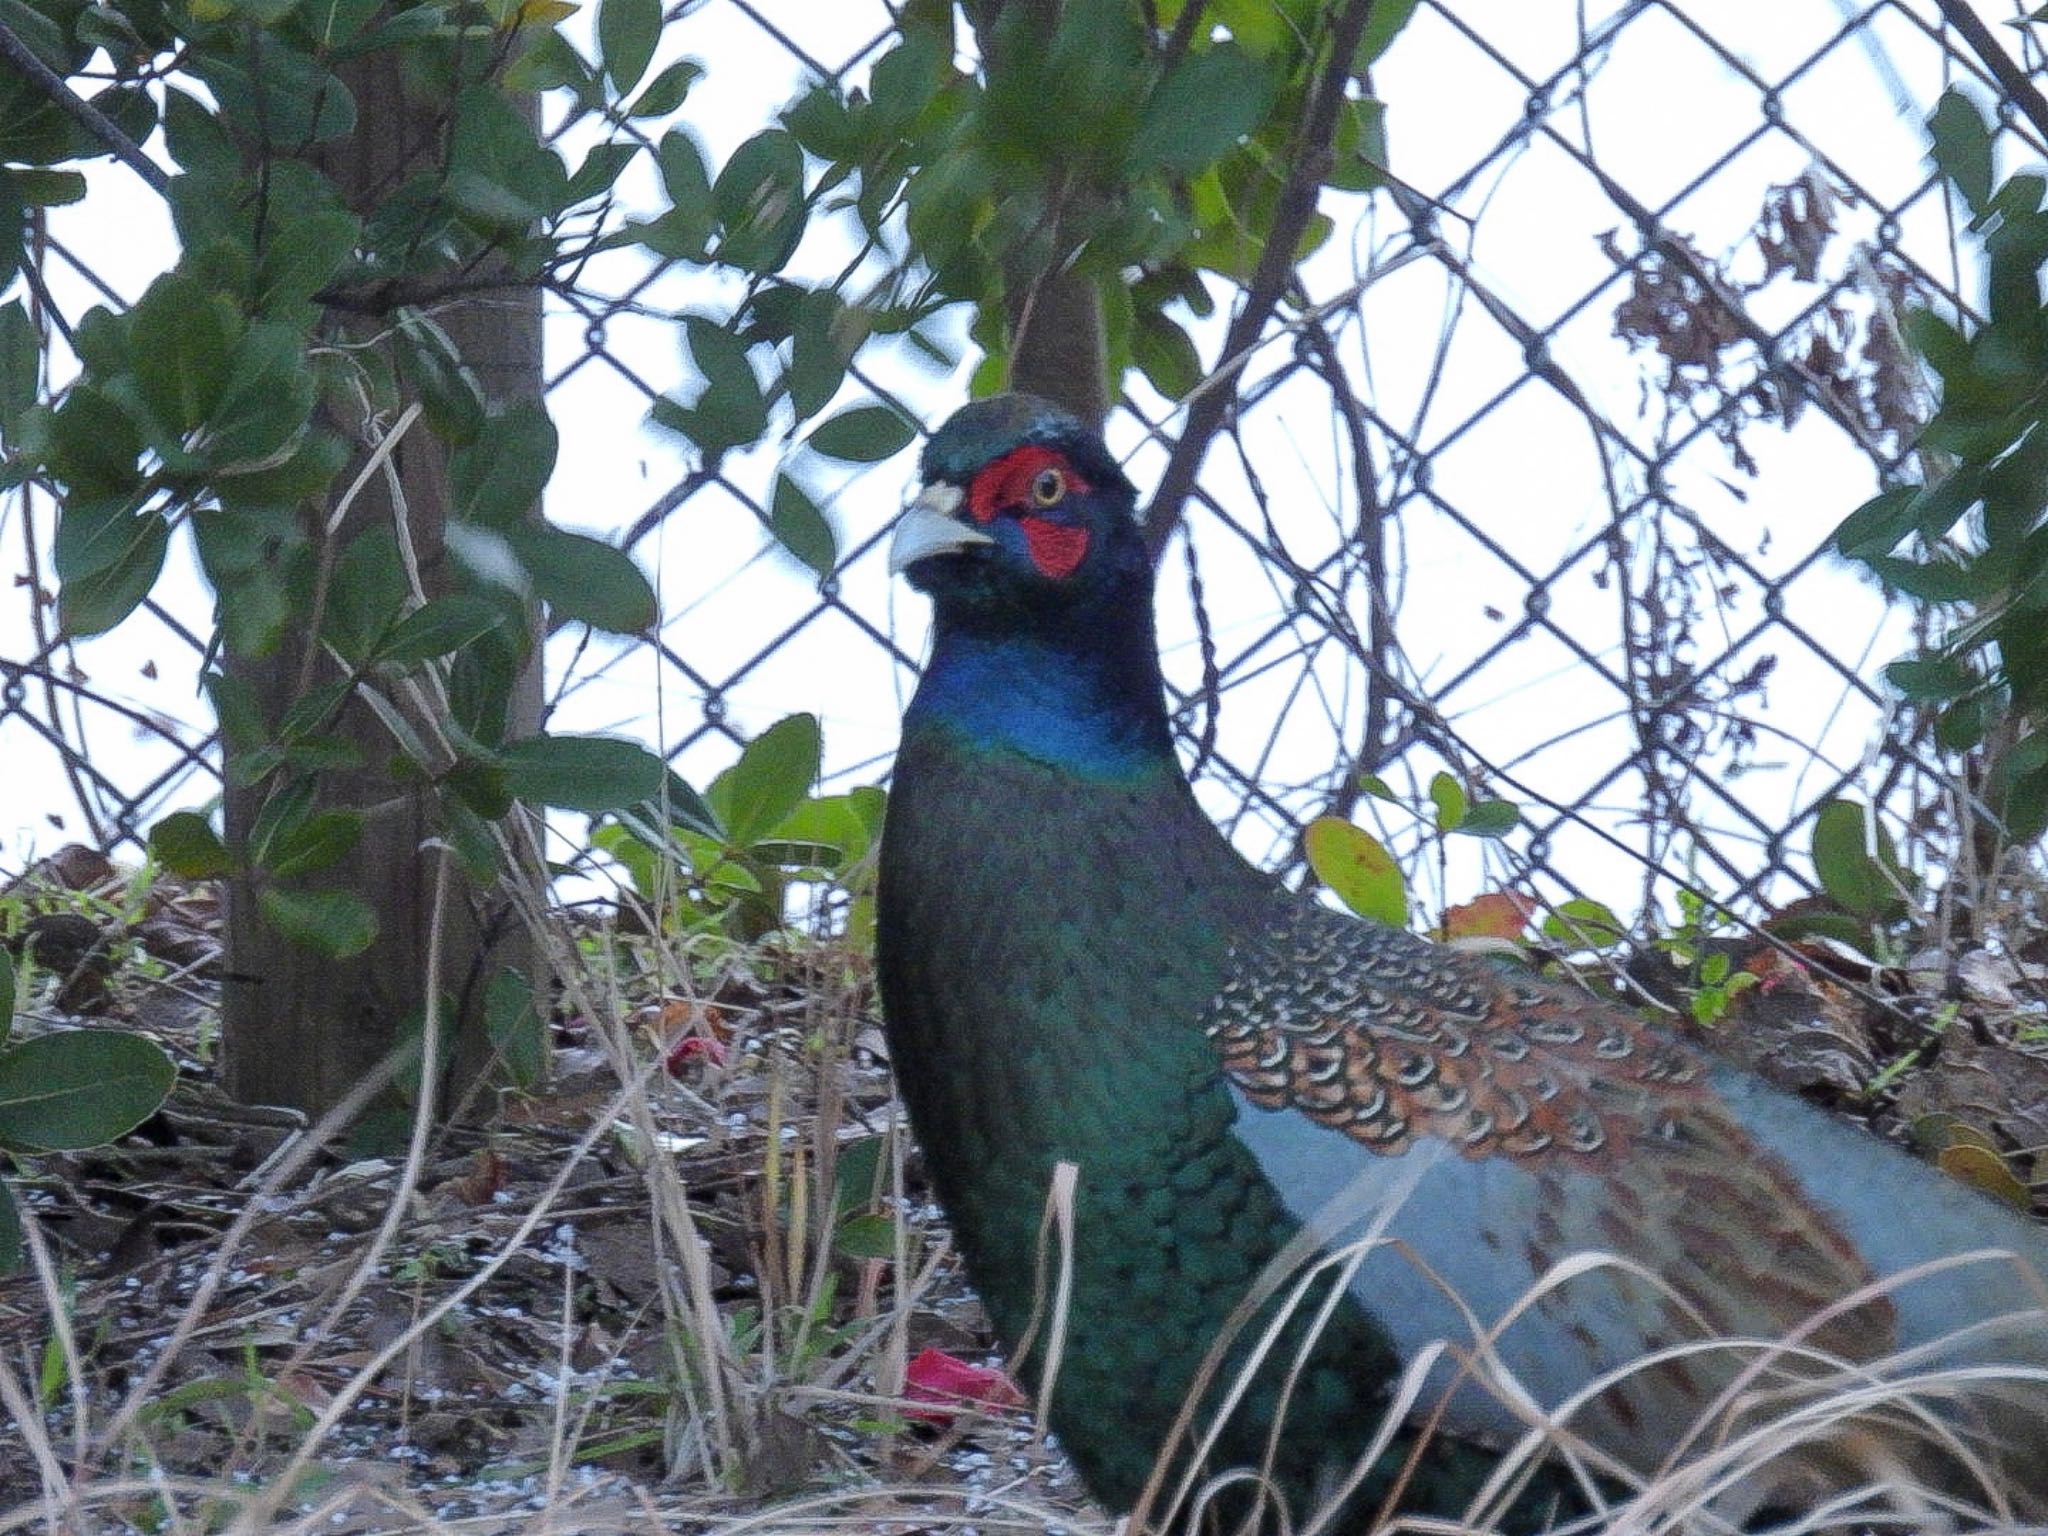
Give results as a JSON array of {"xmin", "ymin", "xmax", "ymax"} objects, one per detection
[{"xmin": 0, "ymin": 856, "xmax": 1105, "ymax": 1536}]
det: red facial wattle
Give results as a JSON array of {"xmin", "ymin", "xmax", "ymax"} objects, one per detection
[
  {"xmin": 965, "ymin": 445, "xmax": 1094, "ymax": 579},
  {"xmin": 1019, "ymin": 517, "xmax": 1088, "ymax": 578}
]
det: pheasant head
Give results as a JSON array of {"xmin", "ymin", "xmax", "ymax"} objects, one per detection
[
  {"xmin": 889, "ymin": 393, "xmax": 1147, "ymax": 615},
  {"xmin": 889, "ymin": 395, "xmax": 1170, "ymax": 774}
]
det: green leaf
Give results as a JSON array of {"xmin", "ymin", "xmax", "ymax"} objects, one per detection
[
  {"xmin": 258, "ymin": 886, "xmax": 379, "ymax": 958},
  {"xmin": 0, "ymin": 1030, "xmax": 176, "ymax": 1152},
  {"xmin": 0, "ymin": 179, "xmax": 18, "ymax": 298},
  {"xmin": 676, "ymin": 315, "xmax": 767, "ymax": 453},
  {"xmin": 149, "ymin": 811, "xmax": 234, "ymax": 879},
  {"xmin": 279, "ymin": 681, "xmax": 353, "ymax": 743},
  {"xmin": 49, "ymin": 385, "xmax": 142, "ymax": 496},
  {"xmin": 1936, "ymin": 691, "xmax": 1993, "ymax": 753},
  {"xmin": 598, "ymin": 0, "xmax": 660, "ymax": 94},
  {"xmin": 60, "ymin": 510, "xmax": 169, "ymax": 636},
  {"xmin": 1455, "ymin": 800, "xmax": 1521, "ymax": 837},
  {"xmin": 708, "ymin": 714, "xmax": 821, "ymax": 847},
  {"xmin": 629, "ymin": 57, "xmax": 701, "ymax": 118},
  {"xmin": 206, "ymin": 670, "xmax": 268, "ymax": 752},
  {"xmin": 866, "ymin": 30, "xmax": 946, "ymax": 133},
  {"xmin": 650, "ymin": 129, "xmax": 714, "ymax": 251},
  {"xmin": 0, "ymin": 300, "xmax": 35, "ymax": 429},
  {"xmin": 1833, "ymin": 486, "xmax": 1916, "ymax": 560},
  {"xmin": 306, "ymin": 0, "xmax": 382, "ymax": 47},
  {"xmin": 628, "ymin": 768, "xmax": 723, "ymax": 844},
  {"xmin": 767, "ymin": 473, "xmax": 836, "ymax": 578},
  {"xmin": 1864, "ymin": 553, "xmax": 1986, "ymax": 604},
  {"xmin": 1901, "ymin": 305, "xmax": 1971, "ymax": 382},
  {"xmin": 502, "ymin": 29, "xmax": 594, "ymax": 98},
  {"xmin": 833, "ymin": 1133, "xmax": 885, "ymax": 1216},
  {"xmin": 1132, "ymin": 307, "xmax": 1201, "ymax": 399},
  {"xmin": 591, "ymin": 820, "xmax": 662, "ymax": 902},
  {"xmin": 1539, "ymin": 897, "xmax": 1626, "ymax": 951},
  {"xmin": 1427, "ymin": 772, "xmax": 1466, "ymax": 832},
  {"xmin": 786, "ymin": 289, "xmax": 851, "ymax": 422},
  {"xmin": 213, "ymin": 568, "xmax": 290, "ymax": 667},
  {"xmin": 11, "ymin": 168, "xmax": 86, "ymax": 207},
  {"xmin": 1928, "ymin": 88, "xmax": 1995, "ymax": 216},
  {"xmin": 130, "ymin": 272, "xmax": 239, "ymax": 436},
  {"xmin": 451, "ymin": 402, "xmax": 557, "ymax": 527},
  {"xmin": 1988, "ymin": 730, "xmax": 2048, "ymax": 843},
  {"xmin": 443, "ymin": 758, "xmax": 512, "ymax": 820},
  {"xmin": 256, "ymin": 210, "xmax": 360, "ymax": 314},
  {"xmin": 500, "ymin": 734, "xmax": 667, "ymax": 814},
  {"xmin": 0, "ymin": 950, "xmax": 13, "ymax": 1049},
  {"xmin": 1129, "ymin": 43, "xmax": 1275, "ymax": 177},
  {"xmin": 188, "ymin": 37, "xmax": 355, "ymax": 144},
  {"xmin": 565, "ymin": 142, "xmax": 637, "ymax": 206},
  {"xmin": 484, "ymin": 967, "xmax": 544, "ymax": 1088},
  {"xmin": 504, "ymin": 523, "xmax": 656, "ymax": 633},
  {"xmin": 327, "ymin": 526, "xmax": 408, "ymax": 661},
  {"xmin": 784, "ymin": 84, "xmax": 858, "ymax": 161},
  {"xmin": 755, "ymin": 791, "xmax": 875, "ymax": 870},
  {"xmin": 162, "ymin": 88, "xmax": 239, "ymax": 178},
  {"xmin": 0, "ymin": 1181, "xmax": 18, "ymax": 1274},
  {"xmin": 1355, "ymin": 0, "xmax": 1423, "ymax": 64},
  {"xmin": 1886, "ymin": 650, "xmax": 1980, "ymax": 701},
  {"xmin": 447, "ymin": 85, "xmax": 570, "ymax": 227},
  {"xmin": 834, "ymin": 1211, "xmax": 898, "ymax": 1261},
  {"xmin": 210, "ymin": 322, "xmax": 317, "ymax": 465},
  {"xmin": 807, "ymin": 404, "xmax": 914, "ymax": 462},
  {"xmin": 1810, "ymin": 798, "xmax": 1909, "ymax": 919},
  {"xmin": 248, "ymin": 777, "xmax": 317, "ymax": 869},
  {"xmin": 712, "ymin": 129, "xmax": 807, "ymax": 274},
  {"xmin": 377, "ymin": 595, "xmax": 510, "ymax": 664},
  {"xmin": 216, "ymin": 443, "xmax": 341, "ymax": 528},
  {"xmin": 264, "ymin": 809, "xmax": 364, "ymax": 878},
  {"xmin": 1303, "ymin": 816, "xmax": 1407, "ymax": 927},
  {"xmin": 53, "ymin": 492, "xmax": 149, "ymax": 583},
  {"xmin": 395, "ymin": 309, "xmax": 485, "ymax": 445}
]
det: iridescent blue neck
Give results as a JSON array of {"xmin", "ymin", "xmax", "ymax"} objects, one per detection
[{"xmin": 905, "ymin": 609, "xmax": 1176, "ymax": 781}]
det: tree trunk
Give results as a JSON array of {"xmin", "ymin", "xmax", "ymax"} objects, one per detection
[
  {"xmin": 971, "ymin": 0, "xmax": 1109, "ymax": 427},
  {"xmin": 221, "ymin": 54, "xmax": 544, "ymax": 1124}
]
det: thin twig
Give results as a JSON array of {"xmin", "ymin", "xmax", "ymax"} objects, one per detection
[
  {"xmin": 0, "ymin": 23, "xmax": 170, "ymax": 196},
  {"xmin": 1159, "ymin": 0, "xmax": 1211, "ymax": 74},
  {"xmin": 1143, "ymin": 0, "xmax": 1380, "ymax": 561}
]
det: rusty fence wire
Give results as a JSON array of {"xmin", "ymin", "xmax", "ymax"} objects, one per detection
[{"xmin": 2, "ymin": 0, "xmax": 2035, "ymax": 930}]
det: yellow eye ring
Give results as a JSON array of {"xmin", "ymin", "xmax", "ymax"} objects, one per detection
[{"xmin": 1030, "ymin": 467, "xmax": 1066, "ymax": 506}]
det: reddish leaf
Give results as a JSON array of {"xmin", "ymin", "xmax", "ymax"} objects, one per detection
[
  {"xmin": 1442, "ymin": 890, "xmax": 1536, "ymax": 941},
  {"xmin": 901, "ymin": 1347, "xmax": 1024, "ymax": 1424},
  {"xmin": 663, "ymin": 1033, "xmax": 729, "ymax": 1073},
  {"xmin": 1740, "ymin": 947, "xmax": 1810, "ymax": 995},
  {"xmin": 450, "ymin": 1148, "xmax": 506, "ymax": 1205}
]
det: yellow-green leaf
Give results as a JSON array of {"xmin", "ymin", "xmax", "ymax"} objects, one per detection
[
  {"xmin": 1304, "ymin": 816, "xmax": 1407, "ymax": 927},
  {"xmin": 1937, "ymin": 1142, "xmax": 2030, "ymax": 1211}
]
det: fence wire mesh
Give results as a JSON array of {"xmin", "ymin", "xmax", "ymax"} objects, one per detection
[{"xmin": 2, "ymin": 0, "xmax": 2033, "ymax": 927}]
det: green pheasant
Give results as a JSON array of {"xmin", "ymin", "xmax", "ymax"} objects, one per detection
[{"xmin": 876, "ymin": 393, "xmax": 2048, "ymax": 1531}]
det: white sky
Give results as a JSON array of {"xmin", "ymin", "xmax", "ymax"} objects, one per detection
[{"xmin": 0, "ymin": 0, "xmax": 2020, "ymax": 924}]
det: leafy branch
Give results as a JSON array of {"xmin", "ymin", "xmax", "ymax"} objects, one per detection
[{"xmin": 1143, "ymin": 0, "xmax": 1387, "ymax": 560}]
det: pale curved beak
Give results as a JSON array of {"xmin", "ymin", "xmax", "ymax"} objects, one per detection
[{"xmin": 887, "ymin": 483, "xmax": 994, "ymax": 575}]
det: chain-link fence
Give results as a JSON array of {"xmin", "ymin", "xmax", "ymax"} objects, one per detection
[{"xmin": 3, "ymin": 0, "xmax": 2032, "ymax": 925}]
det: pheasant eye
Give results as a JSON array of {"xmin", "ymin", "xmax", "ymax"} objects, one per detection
[{"xmin": 1030, "ymin": 468, "xmax": 1066, "ymax": 507}]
